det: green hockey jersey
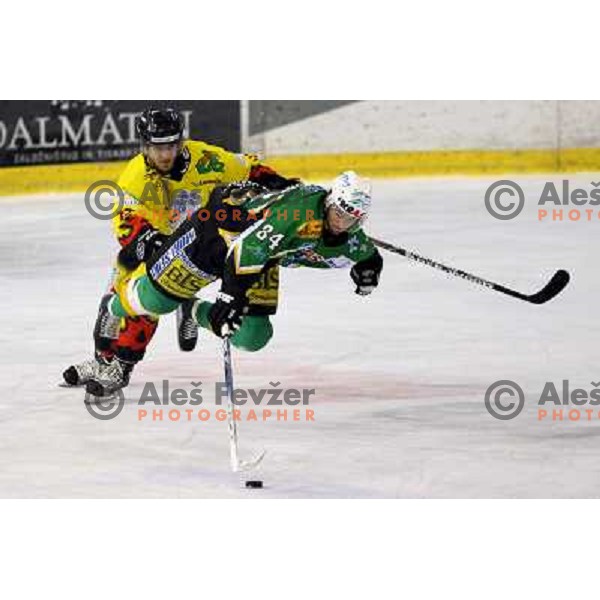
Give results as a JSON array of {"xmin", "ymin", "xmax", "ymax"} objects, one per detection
[{"xmin": 221, "ymin": 184, "xmax": 377, "ymax": 297}]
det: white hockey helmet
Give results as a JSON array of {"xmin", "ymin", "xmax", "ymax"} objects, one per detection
[{"xmin": 325, "ymin": 171, "xmax": 372, "ymax": 227}]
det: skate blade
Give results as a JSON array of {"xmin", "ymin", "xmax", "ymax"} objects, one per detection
[{"xmin": 84, "ymin": 391, "xmax": 122, "ymax": 405}]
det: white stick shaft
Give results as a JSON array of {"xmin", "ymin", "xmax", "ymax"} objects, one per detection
[{"xmin": 222, "ymin": 337, "xmax": 240, "ymax": 472}]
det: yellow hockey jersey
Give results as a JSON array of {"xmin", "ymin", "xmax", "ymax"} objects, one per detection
[{"xmin": 113, "ymin": 140, "xmax": 260, "ymax": 245}]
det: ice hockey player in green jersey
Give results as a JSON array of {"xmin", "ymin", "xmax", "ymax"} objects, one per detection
[
  {"xmin": 206, "ymin": 170, "xmax": 383, "ymax": 339},
  {"xmin": 91, "ymin": 171, "xmax": 383, "ymax": 395}
]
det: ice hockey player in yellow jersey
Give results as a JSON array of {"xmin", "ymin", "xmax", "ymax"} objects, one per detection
[{"xmin": 63, "ymin": 107, "xmax": 298, "ymax": 396}]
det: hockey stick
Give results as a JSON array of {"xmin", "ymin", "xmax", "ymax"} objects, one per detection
[
  {"xmin": 370, "ymin": 237, "xmax": 570, "ymax": 305},
  {"xmin": 222, "ymin": 336, "xmax": 266, "ymax": 472}
]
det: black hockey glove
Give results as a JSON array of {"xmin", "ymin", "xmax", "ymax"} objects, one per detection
[
  {"xmin": 249, "ymin": 164, "xmax": 301, "ymax": 191},
  {"xmin": 118, "ymin": 226, "xmax": 167, "ymax": 270},
  {"xmin": 350, "ymin": 249, "xmax": 383, "ymax": 296},
  {"xmin": 208, "ymin": 292, "xmax": 248, "ymax": 338},
  {"xmin": 219, "ymin": 181, "xmax": 268, "ymax": 203}
]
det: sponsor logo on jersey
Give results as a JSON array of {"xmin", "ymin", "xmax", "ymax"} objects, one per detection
[
  {"xmin": 170, "ymin": 190, "xmax": 201, "ymax": 228},
  {"xmin": 149, "ymin": 228, "xmax": 198, "ymax": 279},
  {"xmin": 246, "ymin": 268, "xmax": 280, "ymax": 307},
  {"xmin": 154, "ymin": 258, "xmax": 215, "ymax": 298},
  {"xmin": 297, "ymin": 220, "xmax": 323, "ymax": 239},
  {"xmin": 281, "ymin": 243, "xmax": 354, "ymax": 269}
]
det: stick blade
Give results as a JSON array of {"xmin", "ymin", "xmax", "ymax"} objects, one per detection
[
  {"xmin": 235, "ymin": 450, "xmax": 266, "ymax": 473},
  {"xmin": 526, "ymin": 269, "xmax": 570, "ymax": 304}
]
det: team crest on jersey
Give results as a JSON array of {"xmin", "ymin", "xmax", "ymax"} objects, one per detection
[
  {"xmin": 297, "ymin": 220, "xmax": 323, "ymax": 239},
  {"xmin": 195, "ymin": 151, "xmax": 225, "ymax": 175}
]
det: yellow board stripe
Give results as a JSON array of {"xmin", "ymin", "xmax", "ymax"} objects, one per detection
[
  {"xmin": 0, "ymin": 161, "xmax": 126, "ymax": 196},
  {"xmin": 267, "ymin": 148, "xmax": 600, "ymax": 180},
  {"xmin": 2, "ymin": 148, "xmax": 600, "ymax": 197}
]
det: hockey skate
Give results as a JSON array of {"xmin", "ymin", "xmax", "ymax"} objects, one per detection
[
  {"xmin": 85, "ymin": 357, "xmax": 133, "ymax": 397},
  {"xmin": 177, "ymin": 299, "xmax": 199, "ymax": 352},
  {"xmin": 62, "ymin": 354, "xmax": 108, "ymax": 387}
]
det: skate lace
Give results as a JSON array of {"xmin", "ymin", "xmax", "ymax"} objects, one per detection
[
  {"xmin": 76, "ymin": 358, "xmax": 99, "ymax": 379},
  {"xmin": 181, "ymin": 318, "xmax": 198, "ymax": 340},
  {"xmin": 96, "ymin": 359, "xmax": 126, "ymax": 384}
]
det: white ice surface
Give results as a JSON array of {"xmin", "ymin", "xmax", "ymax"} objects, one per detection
[{"xmin": 0, "ymin": 176, "xmax": 598, "ymax": 498}]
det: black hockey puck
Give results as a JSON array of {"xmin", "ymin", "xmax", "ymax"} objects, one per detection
[{"xmin": 245, "ymin": 480, "xmax": 263, "ymax": 489}]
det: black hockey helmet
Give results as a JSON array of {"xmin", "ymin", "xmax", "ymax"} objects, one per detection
[{"xmin": 136, "ymin": 108, "xmax": 185, "ymax": 145}]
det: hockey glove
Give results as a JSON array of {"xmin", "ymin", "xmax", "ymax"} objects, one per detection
[
  {"xmin": 209, "ymin": 292, "xmax": 248, "ymax": 338},
  {"xmin": 118, "ymin": 226, "xmax": 167, "ymax": 270},
  {"xmin": 249, "ymin": 164, "xmax": 302, "ymax": 191},
  {"xmin": 350, "ymin": 250, "xmax": 383, "ymax": 296},
  {"xmin": 219, "ymin": 181, "xmax": 268, "ymax": 203}
]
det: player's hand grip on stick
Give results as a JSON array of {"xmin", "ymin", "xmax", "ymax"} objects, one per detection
[
  {"xmin": 209, "ymin": 292, "xmax": 247, "ymax": 338},
  {"xmin": 370, "ymin": 236, "xmax": 570, "ymax": 305},
  {"xmin": 350, "ymin": 249, "xmax": 383, "ymax": 295}
]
